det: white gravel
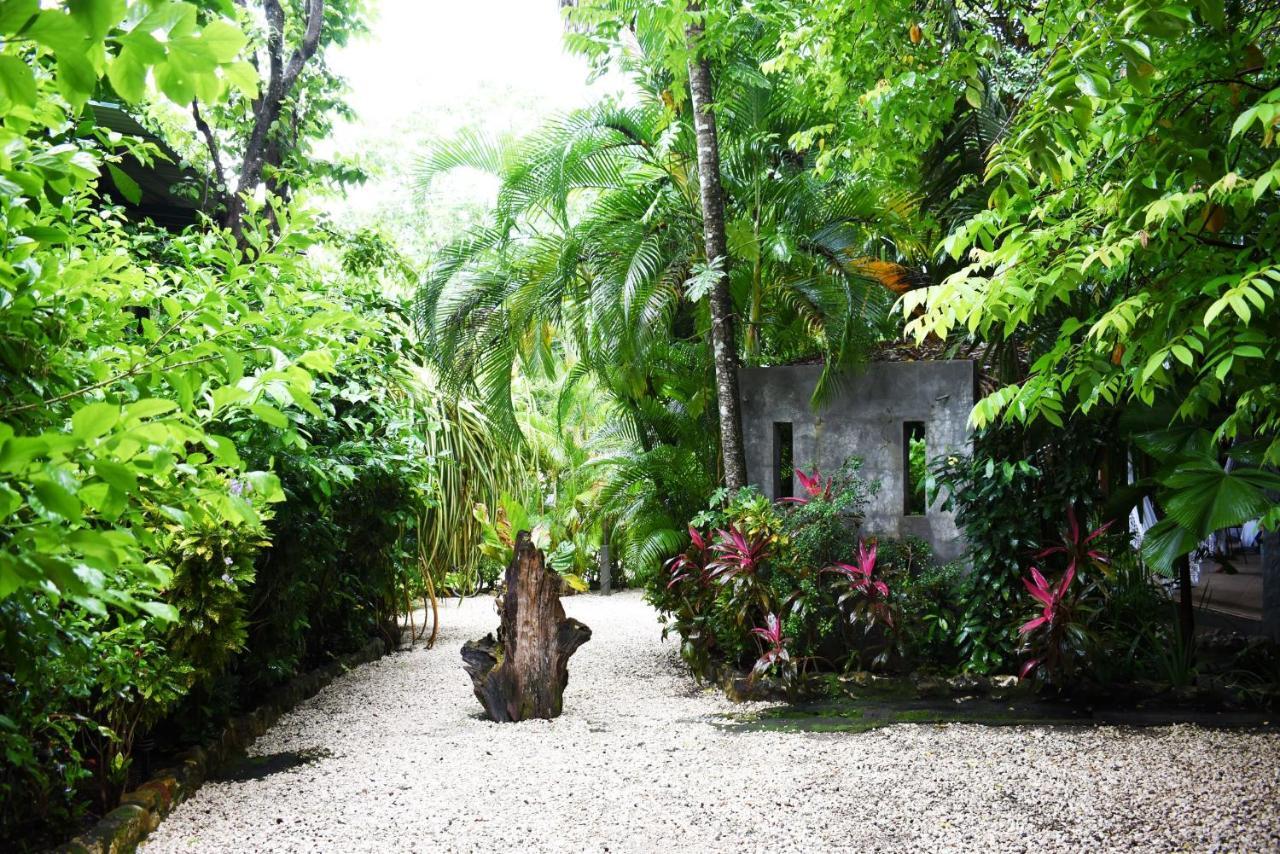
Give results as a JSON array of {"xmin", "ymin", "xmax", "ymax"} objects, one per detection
[{"xmin": 142, "ymin": 590, "xmax": 1280, "ymax": 853}]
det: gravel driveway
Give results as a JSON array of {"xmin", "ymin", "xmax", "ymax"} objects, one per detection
[{"xmin": 142, "ymin": 590, "xmax": 1280, "ymax": 853}]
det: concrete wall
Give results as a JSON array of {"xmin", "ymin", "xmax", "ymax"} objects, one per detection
[{"xmin": 738, "ymin": 361, "xmax": 976, "ymax": 563}]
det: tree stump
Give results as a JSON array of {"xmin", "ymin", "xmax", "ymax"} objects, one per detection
[{"xmin": 461, "ymin": 531, "xmax": 592, "ymax": 721}]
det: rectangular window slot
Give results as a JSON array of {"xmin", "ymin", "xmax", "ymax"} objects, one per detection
[
  {"xmin": 904, "ymin": 421, "xmax": 927, "ymax": 516},
  {"xmin": 773, "ymin": 422, "xmax": 793, "ymax": 500}
]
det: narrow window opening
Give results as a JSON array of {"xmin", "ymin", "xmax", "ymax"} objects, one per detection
[
  {"xmin": 904, "ymin": 421, "xmax": 927, "ymax": 516},
  {"xmin": 773, "ymin": 422, "xmax": 793, "ymax": 500}
]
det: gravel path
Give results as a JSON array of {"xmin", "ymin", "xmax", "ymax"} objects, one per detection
[{"xmin": 143, "ymin": 591, "xmax": 1280, "ymax": 853}]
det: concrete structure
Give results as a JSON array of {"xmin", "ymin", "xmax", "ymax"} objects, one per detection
[{"xmin": 739, "ymin": 361, "xmax": 976, "ymax": 563}]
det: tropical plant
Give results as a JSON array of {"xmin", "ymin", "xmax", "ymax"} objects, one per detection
[
  {"xmin": 749, "ymin": 612, "xmax": 790, "ymax": 678},
  {"xmin": 0, "ymin": 4, "xmax": 474, "ymax": 847},
  {"xmin": 887, "ymin": 0, "xmax": 1280, "ymax": 572},
  {"xmin": 665, "ymin": 527, "xmax": 710, "ymax": 588},
  {"xmin": 929, "ymin": 416, "xmax": 1115, "ymax": 674},
  {"xmin": 779, "ymin": 468, "xmax": 833, "ymax": 505},
  {"xmin": 1017, "ymin": 564, "xmax": 1084, "ymax": 683},
  {"xmin": 825, "ymin": 542, "xmax": 891, "ymax": 614}
]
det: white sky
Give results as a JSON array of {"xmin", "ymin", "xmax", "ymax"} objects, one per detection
[
  {"xmin": 324, "ymin": 0, "xmax": 626, "ymax": 232},
  {"xmin": 331, "ymin": 0, "xmax": 608, "ymax": 140}
]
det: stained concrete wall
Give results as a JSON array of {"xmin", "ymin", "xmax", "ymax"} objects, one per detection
[{"xmin": 738, "ymin": 361, "xmax": 976, "ymax": 563}]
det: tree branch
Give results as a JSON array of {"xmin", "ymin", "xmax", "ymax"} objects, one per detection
[
  {"xmin": 191, "ymin": 98, "xmax": 227, "ymax": 202},
  {"xmin": 281, "ymin": 0, "xmax": 325, "ymax": 95},
  {"xmin": 226, "ymin": 0, "xmax": 325, "ymax": 243}
]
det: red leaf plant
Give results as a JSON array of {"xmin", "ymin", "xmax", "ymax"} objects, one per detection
[
  {"xmin": 705, "ymin": 525, "xmax": 770, "ymax": 582},
  {"xmin": 664, "ymin": 526, "xmax": 709, "ymax": 589},
  {"xmin": 778, "ymin": 467, "xmax": 832, "ymax": 505},
  {"xmin": 1018, "ymin": 507, "xmax": 1110, "ymax": 682},
  {"xmin": 1017, "ymin": 563, "xmax": 1077, "ymax": 681},
  {"xmin": 749, "ymin": 612, "xmax": 790, "ymax": 678},
  {"xmin": 1036, "ymin": 507, "xmax": 1113, "ymax": 574},
  {"xmin": 822, "ymin": 540, "xmax": 890, "ymax": 599},
  {"xmin": 823, "ymin": 540, "xmax": 894, "ymax": 629}
]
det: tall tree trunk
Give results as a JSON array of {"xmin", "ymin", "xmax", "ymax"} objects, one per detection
[
  {"xmin": 685, "ymin": 5, "xmax": 747, "ymax": 491},
  {"xmin": 1176, "ymin": 553, "xmax": 1195, "ymax": 656},
  {"xmin": 219, "ymin": 0, "xmax": 326, "ymax": 245}
]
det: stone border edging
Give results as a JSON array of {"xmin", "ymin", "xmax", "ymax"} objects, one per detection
[{"xmin": 53, "ymin": 637, "xmax": 385, "ymax": 854}]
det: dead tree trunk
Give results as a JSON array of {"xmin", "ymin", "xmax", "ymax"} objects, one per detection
[{"xmin": 461, "ymin": 531, "xmax": 591, "ymax": 721}]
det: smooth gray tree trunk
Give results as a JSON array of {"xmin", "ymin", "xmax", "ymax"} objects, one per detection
[{"xmin": 685, "ymin": 4, "xmax": 748, "ymax": 491}]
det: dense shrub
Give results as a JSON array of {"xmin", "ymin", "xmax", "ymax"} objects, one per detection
[
  {"xmin": 928, "ymin": 416, "xmax": 1117, "ymax": 673},
  {"xmin": 0, "ymin": 26, "xmax": 443, "ymax": 842},
  {"xmin": 650, "ymin": 460, "xmax": 910, "ymax": 690}
]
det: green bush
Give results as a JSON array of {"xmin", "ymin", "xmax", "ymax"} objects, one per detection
[
  {"xmin": 650, "ymin": 459, "xmax": 896, "ymax": 690},
  {"xmin": 928, "ymin": 417, "xmax": 1116, "ymax": 673}
]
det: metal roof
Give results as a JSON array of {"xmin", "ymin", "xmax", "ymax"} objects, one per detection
[{"xmin": 88, "ymin": 101, "xmax": 213, "ymax": 229}]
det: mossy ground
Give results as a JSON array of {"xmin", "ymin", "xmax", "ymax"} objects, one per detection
[
  {"xmin": 718, "ymin": 695, "xmax": 1278, "ymax": 734},
  {"xmin": 718, "ymin": 697, "xmax": 1083, "ymax": 734}
]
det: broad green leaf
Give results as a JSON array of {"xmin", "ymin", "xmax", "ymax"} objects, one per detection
[
  {"xmin": 198, "ymin": 19, "xmax": 247, "ymax": 62},
  {"xmin": 107, "ymin": 45, "xmax": 148, "ymax": 103},
  {"xmin": 297, "ymin": 350, "xmax": 335, "ymax": 373},
  {"xmin": 32, "ymin": 479, "xmax": 83, "ymax": 521},
  {"xmin": 1162, "ymin": 461, "xmax": 1280, "ymax": 537},
  {"xmin": 1139, "ymin": 518, "xmax": 1197, "ymax": 575},
  {"xmin": 242, "ymin": 470, "xmax": 284, "ymax": 502},
  {"xmin": 222, "ymin": 59, "xmax": 258, "ymax": 96},
  {"xmin": 124, "ymin": 398, "xmax": 178, "ymax": 423},
  {"xmin": 27, "ymin": 9, "xmax": 88, "ymax": 54},
  {"xmin": 0, "ymin": 56, "xmax": 37, "ymax": 108},
  {"xmin": 0, "ymin": 0, "xmax": 37, "ymax": 33},
  {"xmin": 152, "ymin": 60, "xmax": 194, "ymax": 105},
  {"xmin": 67, "ymin": 0, "xmax": 126, "ymax": 40},
  {"xmin": 0, "ymin": 483, "xmax": 21, "ymax": 519},
  {"xmin": 250, "ymin": 402, "xmax": 289, "ymax": 429},
  {"xmin": 92, "ymin": 460, "xmax": 138, "ymax": 493},
  {"xmin": 106, "ymin": 163, "xmax": 141, "ymax": 205},
  {"xmin": 136, "ymin": 600, "xmax": 179, "ymax": 622},
  {"xmin": 203, "ymin": 434, "xmax": 242, "ymax": 468},
  {"xmin": 71, "ymin": 402, "xmax": 119, "ymax": 440}
]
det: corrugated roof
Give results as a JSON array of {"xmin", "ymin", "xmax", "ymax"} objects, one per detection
[{"xmin": 88, "ymin": 101, "xmax": 213, "ymax": 229}]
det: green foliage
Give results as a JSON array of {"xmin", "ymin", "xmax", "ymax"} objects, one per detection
[
  {"xmin": 878, "ymin": 0, "xmax": 1280, "ymax": 561},
  {"xmin": 928, "ymin": 416, "xmax": 1114, "ymax": 673},
  {"xmin": 650, "ymin": 459, "xmax": 895, "ymax": 685},
  {"xmin": 0, "ymin": 4, "xmax": 506, "ymax": 848},
  {"xmin": 782, "ymin": 459, "xmax": 875, "ymax": 573}
]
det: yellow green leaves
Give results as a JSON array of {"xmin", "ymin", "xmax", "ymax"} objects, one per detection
[
  {"xmin": 0, "ymin": 55, "xmax": 36, "ymax": 109},
  {"xmin": 71, "ymin": 402, "xmax": 120, "ymax": 440},
  {"xmin": 1, "ymin": 0, "xmax": 258, "ymax": 115},
  {"xmin": 1201, "ymin": 266, "xmax": 1278, "ymax": 327},
  {"xmin": 1229, "ymin": 88, "xmax": 1280, "ymax": 143},
  {"xmin": 32, "ymin": 477, "xmax": 83, "ymax": 522},
  {"xmin": 198, "ymin": 19, "xmax": 249, "ymax": 63}
]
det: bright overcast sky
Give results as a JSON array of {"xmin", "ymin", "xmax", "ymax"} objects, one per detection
[
  {"xmin": 323, "ymin": 0, "xmax": 624, "ymax": 233},
  {"xmin": 330, "ymin": 0, "xmax": 617, "ymax": 147}
]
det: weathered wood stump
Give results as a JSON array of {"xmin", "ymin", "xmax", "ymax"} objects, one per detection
[{"xmin": 461, "ymin": 531, "xmax": 592, "ymax": 721}]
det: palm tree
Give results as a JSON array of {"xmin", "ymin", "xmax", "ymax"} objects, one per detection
[
  {"xmin": 685, "ymin": 1, "xmax": 746, "ymax": 489},
  {"xmin": 411, "ymin": 36, "xmax": 930, "ymax": 577}
]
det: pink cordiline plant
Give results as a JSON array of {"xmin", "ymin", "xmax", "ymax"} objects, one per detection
[
  {"xmin": 1017, "ymin": 563, "xmax": 1079, "ymax": 681},
  {"xmin": 1018, "ymin": 507, "xmax": 1111, "ymax": 682},
  {"xmin": 822, "ymin": 539, "xmax": 894, "ymax": 629},
  {"xmin": 749, "ymin": 612, "xmax": 790, "ymax": 679},
  {"xmin": 705, "ymin": 525, "xmax": 770, "ymax": 582},
  {"xmin": 778, "ymin": 467, "xmax": 832, "ymax": 505},
  {"xmin": 664, "ymin": 526, "xmax": 709, "ymax": 589},
  {"xmin": 1036, "ymin": 507, "xmax": 1113, "ymax": 575}
]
